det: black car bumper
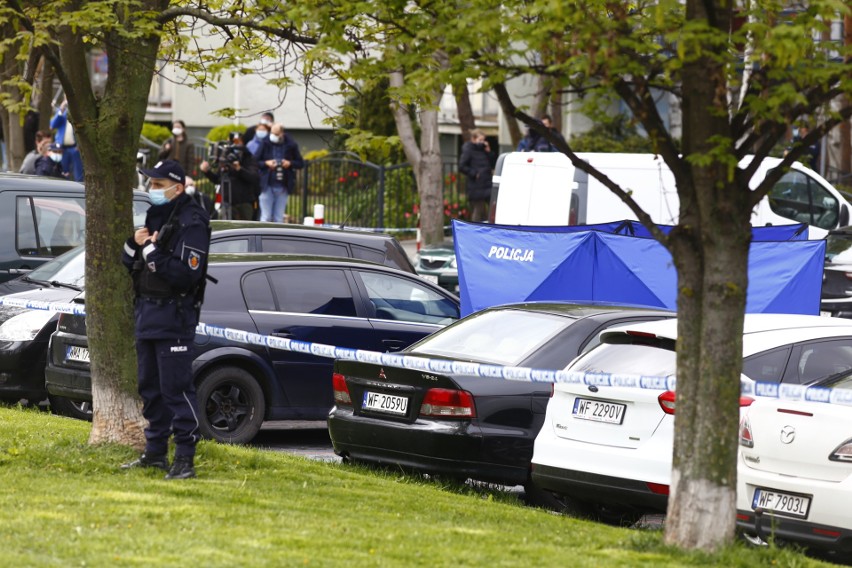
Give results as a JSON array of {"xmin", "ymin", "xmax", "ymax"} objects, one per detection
[
  {"xmin": 44, "ymin": 331, "xmax": 92, "ymax": 401},
  {"xmin": 737, "ymin": 509, "xmax": 852, "ymax": 553},
  {"xmin": 328, "ymin": 407, "xmax": 533, "ymax": 485},
  {"xmin": 530, "ymin": 463, "xmax": 668, "ymax": 512},
  {"xmin": 0, "ymin": 339, "xmax": 49, "ymax": 400}
]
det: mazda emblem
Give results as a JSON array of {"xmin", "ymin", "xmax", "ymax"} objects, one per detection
[
  {"xmin": 780, "ymin": 425, "xmax": 796, "ymax": 444},
  {"xmin": 588, "ymin": 385, "xmax": 599, "ymax": 393}
]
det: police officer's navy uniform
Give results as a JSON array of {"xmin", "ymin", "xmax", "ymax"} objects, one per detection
[{"xmin": 122, "ymin": 183, "xmax": 210, "ymax": 474}]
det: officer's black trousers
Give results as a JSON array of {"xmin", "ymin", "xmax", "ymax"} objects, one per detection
[{"xmin": 136, "ymin": 337, "xmax": 200, "ymax": 458}]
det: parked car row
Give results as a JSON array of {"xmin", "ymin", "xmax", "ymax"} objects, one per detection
[{"xmin": 330, "ymin": 311, "xmax": 852, "ymax": 557}]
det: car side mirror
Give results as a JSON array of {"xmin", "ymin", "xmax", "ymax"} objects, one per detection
[{"xmin": 839, "ymin": 204, "xmax": 849, "ymax": 228}]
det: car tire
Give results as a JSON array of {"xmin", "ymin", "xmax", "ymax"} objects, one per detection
[
  {"xmin": 48, "ymin": 395, "xmax": 93, "ymax": 421},
  {"xmin": 197, "ymin": 366, "xmax": 265, "ymax": 444}
]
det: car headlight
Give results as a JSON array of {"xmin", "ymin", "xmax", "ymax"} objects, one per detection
[{"xmin": 0, "ymin": 310, "xmax": 56, "ymax": 341}]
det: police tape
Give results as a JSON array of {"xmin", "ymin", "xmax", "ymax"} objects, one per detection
[{"xmin": 5, "ymin": 295, "xmax": 852, "ymax": 406}]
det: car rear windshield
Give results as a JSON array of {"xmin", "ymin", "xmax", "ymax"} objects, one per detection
[
  {"xmin": 567, "ymin": 338, "xmax": 677, "ymax": 378},
  {"xmin": 411, "ymin": 309, "xmax": 570, "ymax": 366}
]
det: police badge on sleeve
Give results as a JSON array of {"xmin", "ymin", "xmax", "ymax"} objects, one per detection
[{"xmin": 182, "ymin": 245, "xmax": 205, "ymax": 271}]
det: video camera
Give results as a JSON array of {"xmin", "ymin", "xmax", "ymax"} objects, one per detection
[{"xmin": 208, "ymin": 133, "xmax": 245, "ymax": 170}]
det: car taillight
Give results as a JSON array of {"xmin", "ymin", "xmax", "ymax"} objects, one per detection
[
  {"xmin": 332, "ymin": 373, "xmax": 351, "ymax": 406},
  {"xmin": 658, "ymin": 391, "xmax": 754, "ymax": 415},
  {"xmin": 658, "ymin": 391, "xmax": 676, "ymax": 414},
  {"xmin": 56, "ymin": 313, "xmax": 69, "ymax": 332},
  {"xmin": 829, "ymin": 439, "xmax": 852, "ymax": 462},
  {"xmin": 739, "ymin": 416, "xmax": 754, "ymax": 448},
  {"xmin": 419, "ymin": 388, "xmax": 476, "ymax": 418},
  {"xmin": 646, "ymin": 482, "xmax": 669, "ymax": 495}
]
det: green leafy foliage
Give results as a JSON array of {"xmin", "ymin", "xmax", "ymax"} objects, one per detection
[
  {"xmin": 140, "ymin": 122, "xmax": 171, "ymax": 145},
  {"xmin": 206, "ymin": 124, "xmax": 246, "ymax": 143}
]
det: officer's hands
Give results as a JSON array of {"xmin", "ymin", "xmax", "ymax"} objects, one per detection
[
  {"xmin": 151, "ymin": 231, "xmax": 159, "ymax": 244},
  {"xmin": 134, "ymin": 228, "xmax": 150, "ymax": 246},
  {"xmin": 200, "ymin": 161, "xmax": 210, "ymax": 173}
]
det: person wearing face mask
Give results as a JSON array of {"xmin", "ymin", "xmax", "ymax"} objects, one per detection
[
  {"xmin": 253, "ymin": 122, "xmax": 304, "ymax": 222},
  {"xmin": 184, "ymin": 176, "xmax": 217, "ymax": 219},
  {"xmin": 158, "ymin": 120, "xmax": 196, "ymax": 176},
  {"xmin": 121, "ymin": 160, "xmax": 211, "ymax": 480},
  {"xmin": 246, "ymin": 123, "xmax": 268, "ymax": 155},
  {"xmin": 34, "ymin": 142, "xmax": 65, "ymax": 178},
  {"xmin": 243, "ymin": 111, "xmax": 274, "ymax": 146}
]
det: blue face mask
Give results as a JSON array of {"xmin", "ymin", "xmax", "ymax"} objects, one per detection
[
  {"xmin": 149, "ymin": 189, "xmax": 168, "ymax": 206},
  {"xmin": 256, "ymin": 130, "xmax": 269, "ymax": 140}
]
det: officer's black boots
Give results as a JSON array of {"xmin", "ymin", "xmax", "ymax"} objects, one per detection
[
  {"xmin": 165, "ymin": 456, "xmax": 196, "ymax": 480},
  {"xmin": 121, "ymin": 452, "xmax": 169, "ymax": 472}
]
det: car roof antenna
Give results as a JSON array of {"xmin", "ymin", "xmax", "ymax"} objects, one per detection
[{"xmin": 338, "ymin": 206, "xmax": 355, "ymax": 230}]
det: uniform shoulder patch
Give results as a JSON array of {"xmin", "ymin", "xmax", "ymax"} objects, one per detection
[{"xmin": 188, "ymin": 250, "xmax": 202, "ymax": 270}]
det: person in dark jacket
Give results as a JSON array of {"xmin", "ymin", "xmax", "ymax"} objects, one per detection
[
  {"xmin": 199, "ymin": 138, "xmax": 259, "ymax": 220},
  {"xmin": 120, "ymin": 159, "xmax": 210, "ymax": 480},
  {"xmin": 253, "ymin": 123, "xmax": 304, "ymax": 222},
  {"xmin": 242, "ymin": 111, "xmax": 274, "ymax": 146},
  {"xmin": 34, "ymin": 143, "xmax": 64, "ymax": 178},
  {"xmin": 459, "ymin": 129, "xmax": 494, "ymax": 223},
  {"xmin": 158, "ymin": 120, "xmax": 196, "ymax": 176}
]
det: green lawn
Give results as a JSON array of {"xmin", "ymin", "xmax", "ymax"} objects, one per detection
[{"xmin": 0, "ymin": 406, "xmax": 832, "ymax": 567}]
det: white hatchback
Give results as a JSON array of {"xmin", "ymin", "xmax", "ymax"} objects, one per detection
[
  {"xmin": 737, "ymin": 370, "xmax": 852, "ymax": 555},
  {"xmin": 531, "ymin": 314, "xmax": 852, "ymax": 516}
]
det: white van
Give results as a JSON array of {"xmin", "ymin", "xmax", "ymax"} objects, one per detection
[{"xmin": 492, "ymin": 152, "xmax": 851, "ymax": 239}]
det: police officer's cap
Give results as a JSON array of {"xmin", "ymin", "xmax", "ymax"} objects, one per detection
[{"xmin": 139, "ymin": 159, "xmax": 185, "ymax": 186}]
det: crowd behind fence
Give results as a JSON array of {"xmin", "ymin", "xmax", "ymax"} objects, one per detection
[{"xmin": 139, "ymin": 139, "xmax": 468, "ymax": 233}]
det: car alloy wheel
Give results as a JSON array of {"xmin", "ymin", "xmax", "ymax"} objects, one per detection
[{"xmin": 197, "ymin": 366, "xmax": 266, "ymax": 444}]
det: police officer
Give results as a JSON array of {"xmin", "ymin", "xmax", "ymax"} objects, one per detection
[{"xmin": 120, "ymin": 159, "xmax": 210, "ymax": 480}]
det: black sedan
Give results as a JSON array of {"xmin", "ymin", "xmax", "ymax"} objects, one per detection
[
  {"xmin": 328, "ymin": 303, "xmax": 672, "ymax": 490},
  {"xmin": 46, "ymin": 254, "xmax": 460, "ymax": 443}
]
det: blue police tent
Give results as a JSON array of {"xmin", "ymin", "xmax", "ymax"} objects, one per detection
[{"xmin": 453, "ymin": 220, "xmax": 824, "ymax": 317}]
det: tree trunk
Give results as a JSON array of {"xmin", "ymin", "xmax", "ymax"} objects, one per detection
[
  {"xmin": 416, "ymin": 96, "xmax": 445, "ymax": 245},
  {"xmin": 663, "ymin": 0, "xmax": 746, "ymax": 550},
  {"xmin": 454, "ymin": 82, "xmax": 476, "ymax": 142},
  {"xmin": 53, "ymin": 21, "xmax": 163, "ymax": 448},
  {"xmin": 37, "ymin": 62, "xmax": 54, "ymax": 132},
  {"xmin": 0, "ymin": 24, "xmax": 26, "ymax": 171}
]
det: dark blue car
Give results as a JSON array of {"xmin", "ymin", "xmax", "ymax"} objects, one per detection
[{"xmin": 46, "ymin": 254, "xmax": 460, "ymax": 443}]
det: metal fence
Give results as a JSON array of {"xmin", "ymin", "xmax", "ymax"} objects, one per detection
[{"xmin": 140, "ymin": 143, "xmax": 468, "ymax": 232}]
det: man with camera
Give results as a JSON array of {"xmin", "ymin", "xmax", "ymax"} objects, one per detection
[
  {"xmin": 199, "ymin": 135, "xmax": 260, "ymax": 220},
  {"xmin": 252, "ymin": 123, "xmax": 304, "ymax": 222}
]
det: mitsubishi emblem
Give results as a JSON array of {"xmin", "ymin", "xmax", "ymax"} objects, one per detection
[
  {"xmin": 378, "ymin": 368, "xmax": 387, "ymax": 380},
  {"xmin": 780, "ymin": 425, "xmax": 796, "ymax": 444}
]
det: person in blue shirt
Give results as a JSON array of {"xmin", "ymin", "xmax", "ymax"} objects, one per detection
[
  {"xmin": 252, "ymin": 123, "xmax": 304, "ymax": 222},
  {"xmin": 120, "ymin": 160, "xmax": 210, "ymax": 480},
  {"xmin": 50, "ymin": 100, "xmax": 84, "ymax": 182}
]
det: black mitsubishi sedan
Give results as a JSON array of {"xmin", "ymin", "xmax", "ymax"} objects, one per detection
[
  {"xmin": 46, "ymin": 254, "xmax": 460, "ymax": 444},
  {"xmin": 328, "ymin": 302, "xmax": 673, "ymax": 490}
]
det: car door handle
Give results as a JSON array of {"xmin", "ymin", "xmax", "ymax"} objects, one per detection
[
  {"xmin": 382, "ymin": 339, "xmax": 406, "ymax": 352},
  {"xmin": 271, "ymin": 330, "xmax": 293, "ymax": 338}
]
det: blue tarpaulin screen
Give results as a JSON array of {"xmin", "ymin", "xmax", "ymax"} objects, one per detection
[{"xmin": 453, "ymin": 220, "xmax": 824, "ymax": 317}]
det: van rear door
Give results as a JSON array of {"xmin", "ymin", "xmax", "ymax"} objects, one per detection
[{"xmin": 494, "ymin": 152, "xmax": 576, "ymax": 225}]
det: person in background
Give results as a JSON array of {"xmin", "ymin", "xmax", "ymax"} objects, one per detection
[
  {"xmin": 253, "ymin": 123, "xmax": 304, "ymax": 222},
  {"xmin": 246, "ymin": 122, "xmax": 269, "ymax": 155},
  {"xmin": 540, "ymin": 114, "xmax": 566, "ymax": 151},
  {"xmin": 20, "ymin": 130, "xmax": 51, "ymax": 175},
  {"xmin": 158, "ymin": 120, "xmax": 196, "ymax": 176},
  {"xmin": 199, "ymin": 134, "xmax": 259, "ymax": 220},
  {"xmin": 50, "ymin": 100, "xmax": 84, "ymax": 181},
  {"xmin": 459, "ymin": 129, "xmax": 494, "ymax": 223},
  {"xmin": 185, "ymin": 176, "xmax": 217, "ymax": 219},
  {"xmin": 34, "ymin": 143, "xmax": 64, "ymax": 178},
  {"xmin": 243, "ymin": 111, "xmax": 274, "ymax": 146}
]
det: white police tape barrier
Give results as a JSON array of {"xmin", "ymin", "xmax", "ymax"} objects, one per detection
[{"xmin": 7, "ymin": 296, "xmax": 852, "ymax": 406}]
